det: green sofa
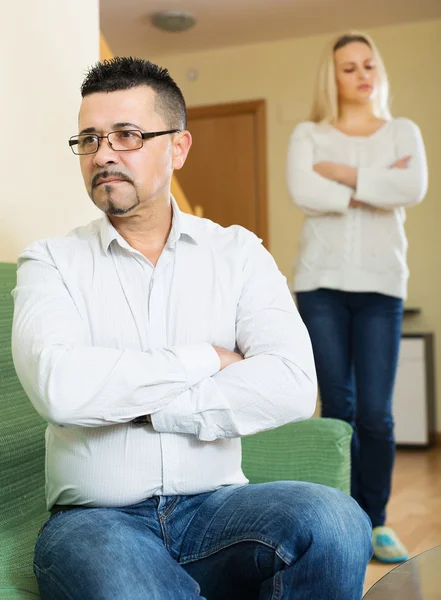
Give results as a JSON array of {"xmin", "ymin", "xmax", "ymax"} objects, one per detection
[{"xmin": 0, "ymin": 262, "xmax": 352, "ymax": 599}]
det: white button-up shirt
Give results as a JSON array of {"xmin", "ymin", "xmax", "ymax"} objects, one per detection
[{"xmin": 12, "ymin": 200, "xmax": 316, "ymax": 509}]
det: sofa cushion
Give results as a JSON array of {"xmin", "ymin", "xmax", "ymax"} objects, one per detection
[{"xmin": 241, "ymin": 417, "xmax": 352, "ymax": 494}]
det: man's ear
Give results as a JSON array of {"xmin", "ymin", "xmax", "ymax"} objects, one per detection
[{"xmin": 172, "ymin": 130, "xmax": 192, "ymax": 170}]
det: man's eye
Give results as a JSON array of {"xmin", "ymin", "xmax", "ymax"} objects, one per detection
[
  {"xmin": 117, "ymin": 131, "xmax": 137, "ymax": 139},
  {"xmin": 80, "ymin": 136, "xmax": 97, "ymax": 147}
]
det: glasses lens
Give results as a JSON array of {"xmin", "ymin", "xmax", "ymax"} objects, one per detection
[
  {"xmin": 109, "ymin": 130, "xmax": 143, "ymax": 151},
  {"xmin": 73, "ymin": 135, "xmax": 99, "ymax": 155}
]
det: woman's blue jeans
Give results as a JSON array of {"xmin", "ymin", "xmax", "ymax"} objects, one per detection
[
  {"xmin": 34, "ymin": 481, "xmax": 372, "ymax": 599},
  {"xmin": 296, "ymin": 289, "xmax": 403, "ymax": 528}
]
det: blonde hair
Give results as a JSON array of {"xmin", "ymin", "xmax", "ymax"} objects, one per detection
[{"xmin": 310, "ymin": 32, "xmax": 391, "ymax": 123}]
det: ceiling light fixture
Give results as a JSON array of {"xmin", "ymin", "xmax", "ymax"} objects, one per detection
[{"xmin": 151, "ymin": 10, "xmax": 196, "ymax": 33}]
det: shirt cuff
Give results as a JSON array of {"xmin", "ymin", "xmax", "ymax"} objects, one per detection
[
  {"xmin": 175, "ymin": 342, "xmax": 220, "ymax": 387},
  {"xmin": 151, "ymin": 390, "xmax": 196, "ymax": 435}
]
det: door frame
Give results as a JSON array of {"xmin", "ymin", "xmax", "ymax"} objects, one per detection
[{"xmin": 187, "ymin": 99, "xmax": 268, "ymax": 248}]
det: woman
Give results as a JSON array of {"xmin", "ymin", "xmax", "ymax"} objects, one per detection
[{"xmin": 286, "ymin": 32, "xmax": 428, "ymax": 563}]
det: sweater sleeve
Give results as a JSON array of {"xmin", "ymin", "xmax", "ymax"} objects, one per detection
[
  {"xmin": 286, "ymin": 122, "xmax": 352, "ymax": 216},
  {"xmin": 354, "ymin": 119, "xmax": 428, "ymax": 209}
]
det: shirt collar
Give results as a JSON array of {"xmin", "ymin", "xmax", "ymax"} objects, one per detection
[{"xmin": 99, "ymin": 195, "xmax": 202, "ymax": 255}]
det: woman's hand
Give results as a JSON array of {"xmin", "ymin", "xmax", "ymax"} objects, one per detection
[
  {"xmin": 313, "ymin": 160, "xmax": 339, "ymax": 181},
  {"xmin": 316, "ymin": 155, "xmax": 412, "ymax": 210},
  {"xmin": 350, "ymin": 199, "xmax": 365, "ymax": 208},
  {"xmin": 390, "ymin": 156, "xmax": 412, "ymax": 169},
  {"xmin": 313, "ymin": 162, "xmax": 357, "ymax": 189},
  {"xmin": 313, "ymin": 161, "xmax": 339, "ymax": 180}
]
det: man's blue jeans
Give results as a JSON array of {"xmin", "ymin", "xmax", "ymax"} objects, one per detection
[
  {"xmin": 34, "ymin": 482, "xmax": 372, "ymax": 599},
  {"xmin": 296, "ymin": 289, "xmax": 403, "ymax": 528}
]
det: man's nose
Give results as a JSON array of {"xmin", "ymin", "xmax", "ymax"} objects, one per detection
[{"xmin": 93, "ymin": 138, "xmax": 119, "ymax": 167}]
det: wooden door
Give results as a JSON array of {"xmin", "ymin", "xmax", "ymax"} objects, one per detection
[{"xmin": 177, "ymin": 100, "xmax": 268, "ymax": 246}]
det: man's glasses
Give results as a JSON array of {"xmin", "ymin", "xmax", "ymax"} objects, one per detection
[{"xmin": 68, "ymin": 129, "xmax": 181, "ymax": 155}]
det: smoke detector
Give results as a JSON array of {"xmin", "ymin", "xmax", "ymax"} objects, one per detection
[{"xmin": 151, "ymin": 10, "xmax": 196, "ymax": 33}]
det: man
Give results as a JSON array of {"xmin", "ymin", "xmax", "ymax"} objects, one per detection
[{"xmin": 12, "ymin": 57, "xmax": 372, "ymax": 600}]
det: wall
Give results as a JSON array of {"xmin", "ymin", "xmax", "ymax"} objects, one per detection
[
  {"xmin": 1, "ymin": 0, "xmax": 100, "ymax": 262},
  {"xmin": 150, "ymin": 19, "xmax": 441, "ymax": 430}
]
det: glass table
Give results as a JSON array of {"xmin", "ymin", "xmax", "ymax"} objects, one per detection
[{"xmin": 364, "ymin": 546, "xmax": 441, "ymax": 599}]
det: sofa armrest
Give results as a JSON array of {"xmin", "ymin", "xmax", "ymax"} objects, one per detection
[{"xmin": 241, "ymin": 417, "xmax": 352, "ymax": 494}]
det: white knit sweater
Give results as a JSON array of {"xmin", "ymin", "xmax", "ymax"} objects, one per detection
[{"xmin": 286, "ymin": 118, "xmax": 428, "ymax": 299}]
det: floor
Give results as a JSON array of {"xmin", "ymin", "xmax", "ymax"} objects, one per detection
[{"xmin": 363, "ymin": 444, "xmax": 441, "ymax": 596}]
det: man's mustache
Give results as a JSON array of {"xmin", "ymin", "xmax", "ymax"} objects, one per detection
[{"xmin": 92, "ymin": 171, "xmax": 134, "ymax": 188}]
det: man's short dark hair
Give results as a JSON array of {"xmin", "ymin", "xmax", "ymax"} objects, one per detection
[{"xmin": 81, "ymin": 57, "xmax": 187, "ymax": 130}]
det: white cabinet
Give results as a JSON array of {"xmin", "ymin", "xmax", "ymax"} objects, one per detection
[{"xmin": 393, "ymin": 334, "xmax": 436, "ymax": 447}]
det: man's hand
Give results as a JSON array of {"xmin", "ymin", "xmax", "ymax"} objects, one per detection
[
  {"xmin": 390, "ymin": 155, "xmax": 411, "ymax": 169},
  {"xmin": 213, "ymin": 346, "xmax": 243, "ymax": 370}
]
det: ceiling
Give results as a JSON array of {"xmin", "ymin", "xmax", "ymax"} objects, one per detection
[{"xmin": 100, "ymin": 0, "xmax": 441, "ymax": 58}]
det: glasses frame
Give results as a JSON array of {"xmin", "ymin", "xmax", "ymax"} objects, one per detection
[{"xmin": 68, "ymin": 129, "xmax": 181, "ymax": 155}]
